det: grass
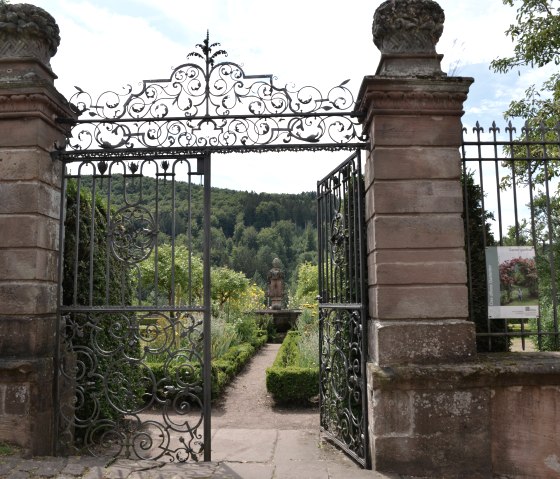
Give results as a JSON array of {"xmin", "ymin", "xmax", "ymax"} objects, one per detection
[{"xmin": 0, "ymin": 442, "xmax": 18, "ymax": 456}]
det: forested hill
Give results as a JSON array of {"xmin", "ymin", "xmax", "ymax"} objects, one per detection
[{"xmin": 75, "ymin": 175, "xmax": 317, "ymax": 287}]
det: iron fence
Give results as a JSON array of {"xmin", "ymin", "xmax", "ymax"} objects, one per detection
[{"xmin": 462, "ymin": 121, "xmax": 560, "ymax": 352}]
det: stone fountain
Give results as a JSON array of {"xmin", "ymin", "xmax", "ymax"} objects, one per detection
[{"xmin": 255, "ymin": 258, "xmax": 301, "ymax": 333}]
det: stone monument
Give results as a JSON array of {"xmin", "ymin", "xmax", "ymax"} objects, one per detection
[{"xmin": 267, "ymin": 258, "xmax": 284, "ymax": 310}]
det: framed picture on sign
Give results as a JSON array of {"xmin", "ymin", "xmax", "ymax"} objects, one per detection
[{"xmin": 486, "ymin": 246, "xmax": 539, "ymax": 319}]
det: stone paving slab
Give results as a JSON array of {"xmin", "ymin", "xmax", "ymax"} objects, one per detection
[
  {"xmin": 0, "ymin": 430, "xmax": 407, "ymax": 478},
  {"xmin": 211, "ymin": 428, "xmax": 277, "ymax": 463},
  {"xmin": 214, "ymin": 463, "xmax": 273, "ymax": 479},
  {"xmin": 274, "ymin": 429, "xmax": 326, "ymax": 463}
]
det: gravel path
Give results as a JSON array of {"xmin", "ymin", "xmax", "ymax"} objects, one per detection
[{"xmin": 211, "ymin": 343, "xmax": 320, "ymax": 429}]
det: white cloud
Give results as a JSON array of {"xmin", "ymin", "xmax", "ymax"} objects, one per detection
[{"xmin": 9, "ymin": 0, "xmax": 538, "ymax": 193}]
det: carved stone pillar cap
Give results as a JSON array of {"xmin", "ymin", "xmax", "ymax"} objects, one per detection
[
  {"xmin": 372, "ymin": 0, "xmax": 445, "ymax": 77},
  {"xmin": 0, "ymin": 3, "xmax": 60, "ymax": 65},
  {"xmin": 373, "ymin": 0, "xmax": 445, "ymax": 54}
]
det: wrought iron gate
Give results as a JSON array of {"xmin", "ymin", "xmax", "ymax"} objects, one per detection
[
  {"xmin": 53, "ymin": 32, "xmax": 367, "ymax": 463},
  {"xmin": 55, "ymin": 154, "xmax": 212, "ymax": 461},
  {"xmin": 317, "ymin": 150, "xmax": 369, "ymax": 468}
]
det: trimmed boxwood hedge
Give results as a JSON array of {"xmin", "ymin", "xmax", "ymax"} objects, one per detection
[
  {"xmin": 265, "ymin": 330, "xmax": 319, "ymax": 403},
  {"xmin": 147, "ymin": 329, "xmax": 268, "ymax": 401}
]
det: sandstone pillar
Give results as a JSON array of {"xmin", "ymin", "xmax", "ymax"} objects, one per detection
[
  {"xmin": 356, "ymin": 1, "xmax": 489, "ymax": 476},
  {"xmin": 0, "ymin": 3, "xmax": 75, "ymax": 456}
]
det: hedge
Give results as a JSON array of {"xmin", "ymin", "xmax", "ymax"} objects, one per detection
[
  {"xmin": 265, "ymin": 330, "xmax": 319, "ymax": 403},
  {"xmin": 147, "ymin": 329, "xmax": 268, "ymax": 401}
]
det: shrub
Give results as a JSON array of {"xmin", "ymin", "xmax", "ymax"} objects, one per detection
[
  {"xmin": 61, "ymin": 180, "xmax": 143, "ymax": 444},
  {"xmin": 265, "ymin": 331, "xmax": 319, "ymax": 403},
  {"xmin": 147, "ymin": 319, "xmax": 268, "ymax": 401},
  {"xmin": 294, "ymin": 309, "xmax": 319, "ymax": 369}
]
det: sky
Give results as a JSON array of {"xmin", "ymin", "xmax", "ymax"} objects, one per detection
[{"xmin": 10, "ymin": 0, "xmax": 553, "ymax": 193}]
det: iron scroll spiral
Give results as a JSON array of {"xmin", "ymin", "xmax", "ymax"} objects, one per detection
[{"xmin": 60, "ymin": 33, "xmax": 365, "ymax": 153}]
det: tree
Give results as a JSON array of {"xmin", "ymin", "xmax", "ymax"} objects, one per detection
[
  {"xmin": 289, "ymin": 262, "xmax": 319, "ymax": 310},
  {"xmin": 490, "ymin": 1, "xmax": 560, "ymax": 189},
  {"xmin": 211, "ymin": 266, "xmax": 250, "ymax": 312},
  {"xmin": 491, "ymin": 0, "xmax": 560, "ymax": 123},
  {"xmin": 137, "ymin": 244, "xmax": 204, "ymax": 306}
]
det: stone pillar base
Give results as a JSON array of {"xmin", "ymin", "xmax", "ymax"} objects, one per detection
[
  {"xmin": 370, "ymin": 319, "xmax": 476, "ymax": 366},
  {"xmin": 0, "ymin": 359, "xmax": 55, "ymax": 457}
]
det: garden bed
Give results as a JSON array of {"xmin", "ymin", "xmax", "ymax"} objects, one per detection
[
  {"xmin": 147, "ymin": 329, "xmax": 268, "ymax": 401},
  {"xmin": 265, "ymin": 330, "xmax": 319, "ymax": 404}
]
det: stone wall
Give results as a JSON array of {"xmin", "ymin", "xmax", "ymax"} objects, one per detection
[{"xmin": 369, "ymin": 353, "xmax": 560, "ymax": 478}]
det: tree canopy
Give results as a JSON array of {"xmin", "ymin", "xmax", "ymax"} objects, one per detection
[{"xmin": 491, "ymin": 0, "xmax": 560, "ymax": 122}]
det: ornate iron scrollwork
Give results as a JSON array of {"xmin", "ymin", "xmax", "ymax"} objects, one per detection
[
  {"xmin": 317, "ymin": 150, "xmax": 369, "ymax": 467},
  {"xmin": 59, "ymin": 33, "xmax": 366, "ymax": 154},
  {"xmin": 109, "ymin": 205, "xmax": 157, "ymax": 264}
]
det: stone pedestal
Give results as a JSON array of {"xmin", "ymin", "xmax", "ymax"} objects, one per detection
[{"xmin": 0, "ymin": 3, "xmax": 75, "ymax": 456}]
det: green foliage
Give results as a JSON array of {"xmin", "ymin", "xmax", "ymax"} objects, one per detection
[
  {"xmin": 294, "ymin": 310, "xmax": 320, "ymax": 368},
  {"xmin": 0, "ymin": 442, "xmax": 17, "ymax": 456},
  {"xmin": 148, "ymin": 315, "xmax": 268, "ymax": 400},
  {"xmin": 62, "ymin": 180, "xmax": 143, "ymax": 436},
  {"xmin": 138, "ymin": 244, "xmax": 203, "ymax": 306},
  {"xmin": 265, "ymin": 331, "xmax": 319, "ymax": 403},
  {"xmin": 211, "ymin": 267, "xmax": 250, "ymax": 311},
  {"xmin": 289, "ymin": 262, "xmax": 319, "ymax": 311},
  {"xmin": 491, "ymin": 0, "xmax": 560, "ymax": 122},
  {"xmin": 77, "ymin": 175, "xmax": 317, "ymax": 286}
]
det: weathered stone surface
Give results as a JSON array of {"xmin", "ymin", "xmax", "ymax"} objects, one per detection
[
  {"xmin": 371, "ymin": 320, "xmax": 475, "ymax": 365},
  {"xmin": 370, "ymin": 147, "xmax": 461, "ymax": 180},
  {"xmin": 371, "ymin": 180, "xmax": 462, "ymax": 215},
  {"xmin": 0, "ymin": 282, "xmax": 58, "ymax": 315},
  {"xmin": 5, "ymin": 384, "xmax": 29, "ymax": 415},
  {"xmin": 0, "ymin": 316, "xmax": 57, "ymax": 356},
  {"xmin": 366, "ymin": 218, "xmax": 375, "ymax": 254},
  {"xmin": 0, "ymin": 182, "xmax": 60, "ymax": 218},
  {"xmin": 412, "ymin": 389, "xmax": 489, "ymax": 435},
  {"xmin": 369, "ymin": 249, "xmax": 467, "ymax": 287},
  {"xmin": 373, "ymin": 432, "xmax": 491, "ymax": 478},
  {"xmin": 0, "ymin": 3, "xmax": 60, "ymax": 62},
  {"xmin": 357, "ymin": 77, "xmax": 473, "ymax": 126},
  {"xmin": 371, "ymin": 115, "xmax": 463, "ymax": 147},
  {"xmin": 0, "ymin": 117, "xmax": 68, "ymax": 149},
  {"xmin": 0, "ymin": 215, "xmax": 59, "ymax": 249},
  {"xmin": 0, "ymin": 249, "xmax": 58, "ymax": 282},
  {"xmin": 375, "ymin": 284, "xmax": 468, "ymax": 320},
  {"xmin": 0, "ymin": 148, "xmax": 62, "ymax": 185},
  {"xmin": 367, "ymin": 355, "xmax": 560, "ymax": 477},
  {"xmin": 0, "ymin": 358, "xmax": 53, "ymax": 454},
  {"xmin": 372, "ymin": 0, "xmax": 445, "ymax": 55},
  {"xmin": 372, "ymin": 215, "xmax": 464, "ymax": 250},
  {"xmin": 371, "ymin": 389, "xmax": 412, "ymax": 436},
  {"xmin": 368, "ymin": 353, "xmax": 560, "ymax": 391},
  {"xmin": 492, "ymin": 385, "xmax": 560, "ymax": 479},
  {"xmin": 374, "ymin": 259, "xmax": 466, "ymax": 285},
  {"xmin": 374, "ymin": 248, "xmax": 465, "ymax": 264},
  {"xmin": 0, "ymin": 415, "xmax": 29, "ymax": 450},
  {"xmin": 0, "ymin": 5, "xmax": 72, "ymax": 458},
  {"xmin": 368, "ymin": 287, "xmax": 377, "ymax": 322}
]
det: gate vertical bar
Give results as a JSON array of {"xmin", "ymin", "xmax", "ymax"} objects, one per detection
[
  {"xmin": 202, "ymin": 153, "xmax": 212, "ymax": 461},
  {"xmin": 53, "ymin": 167, "xmax": 68, "ymax": 453}
]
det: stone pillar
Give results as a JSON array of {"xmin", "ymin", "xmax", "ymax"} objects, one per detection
[
  {"xmin": 357, "ymin": 1, "xmax": 489, "ymax": 477},
  {"xmin": 0, "ymin": 3, "xmax": 75, "ymax": 456}
]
